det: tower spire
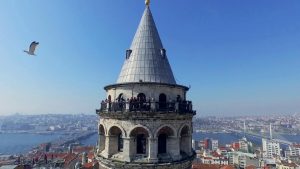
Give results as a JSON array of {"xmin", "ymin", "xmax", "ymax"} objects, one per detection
[
  {"xmin": 145, "ymin": 0, "xmax": 150, "ymax": 6},
  {"xmin": 117, "ymin": 3, "xmax": 176, "ymax": 84}
]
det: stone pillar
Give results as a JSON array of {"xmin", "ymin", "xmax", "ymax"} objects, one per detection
[
  {"xmin": 106, "ymin": 102, "xmax": 110, "ymax": 111},
  {"xmin": 187, "ymin": 135, "xmax": 193, "ymax": 156},
  {"xmin": 148, "ymin": 138, "xmax": 158, "ymax": 162},
  {"xmin": 98, "ymin": 134, "xmax": 105, "ymax": 153},
  {"xmin": 125, "ymin": 102, "xmax": 130, "ymax": 112},
  {"xmin": 102, "ymin": 135, "xmax": 111, "ymax": 158},
  {"xmin": 168, "ymin": 136, "xmax": 181, "ymax": 161},
  {"xmin": 181, "ymin": 135, "xmax": 192, "ymax": 156},
  {"xmin": 123, "ymin": 137, "xmax": 133, "ymax": 162},
  {"xmin": 150, "ymin": 101, "xmax": 156, "ymax": 112},
  {"xmin": 102, "ymin": 135, "xmax": 118, "ymax": 158}
]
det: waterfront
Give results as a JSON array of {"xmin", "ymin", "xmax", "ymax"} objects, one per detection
[
  {"xmin": 193, "ymin": 132, "xmax": 300, "ymax": 148},
  {"xmin": 0, "ymin": 132, "xmax": 97, "ymax": 155},
  {"xmin": 1, "ymin": 131, "xmax": 299, "ymax": 155},
  {"xmin": 0, "ymin": 133, "xmax": 62, "ymax": 155}
]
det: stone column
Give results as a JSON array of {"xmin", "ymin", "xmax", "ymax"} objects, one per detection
[
  {"xmin": 150, "ymin": 101, "xmax": 156, "ymax": 112},
  {"xmin": 181, "ymin": 135, "xmax": 192, "ymax": 156},
  {"xmin": 187, "ymin": 135, "xmax": 193, "ymax": 156},
  {"xmin": 168, "ymin": 136, "xmax": 181, "ymax": 161},
  {"xmin": 106, "ymin": 102, "xmax": 110, "ymax": 111},
  {"xmin": 148, "ymin": 138, "xmax": 158, "ymax": 162},
  {"xmin": 125, "ymin": 102, "xmax": 130, "ymax": 112},
  {"xmin": 98, "ymin": 134, "xmax": 105, "ymax": 153},
  {"xmin": 102, "ymin": 135, "xmax": 118, "ymax": 158},
  {"xmin": 123, "ymin": 137, "xmax": 133, "ymax": 162}
]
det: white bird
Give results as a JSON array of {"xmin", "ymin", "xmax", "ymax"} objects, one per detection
[{"xmin": 24, "ymin": 41, "xmax": 39, "ymax": 55}]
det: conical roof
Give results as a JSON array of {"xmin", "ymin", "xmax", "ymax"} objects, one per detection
[{"xmin": 117, "ymin": 6, "xmax": 176, "ymax": 85}]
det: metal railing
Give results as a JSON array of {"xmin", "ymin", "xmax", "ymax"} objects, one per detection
[{"xmin": 96, "ymin": 100, "xmax": 195, "ymax": 114}]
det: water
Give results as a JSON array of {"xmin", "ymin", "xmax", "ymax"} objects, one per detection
[
  {"xmin": 192, "ymin": 132, "xmax": 300, "ymax": 149},
  {"xmin": 0, "ymin": 133, "xmax": 62, "ymax": 155},
  {"xmin": 81, "ymin": 133, "xmax": 98, "ymax": 146},
  {"xmin": 1, "ymin": 132, "xmax": 299, "ymax": 155}
]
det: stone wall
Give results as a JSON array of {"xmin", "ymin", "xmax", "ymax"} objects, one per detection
[
  {"xmin": 105, "ymin": 83, "xmax": 187, "ymax": 102},
  {"xmin": 98, "ymin": 116, "xmax": 193, "ymax": 163},
  {"xmin": 97, "ymin": 155, "xmax": 194, "ymax": 169}
]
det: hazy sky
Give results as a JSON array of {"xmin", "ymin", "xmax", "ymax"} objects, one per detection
[{"xmin": 0, "ymin": 0, "xmax": 300, "ymax": 116}]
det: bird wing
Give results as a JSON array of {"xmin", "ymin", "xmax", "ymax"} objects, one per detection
[{"xmin": 29, "ymin": 41, "xmax": 39, "ymax": 53}]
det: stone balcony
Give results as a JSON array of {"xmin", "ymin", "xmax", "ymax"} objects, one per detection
[{"xmin": 96, "ymin": 101, "xmax": 196, "ymax": 118}]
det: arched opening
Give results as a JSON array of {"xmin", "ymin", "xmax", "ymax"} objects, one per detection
[
  {"xmin": 108, "ymin": 95, "xmax": 112, "ymax": 111},
  {"xmin": 159, "ymin": 93, "xmax": 167, "ymax": 110},
  {"xmin": 108, "ymin": 95, "xmax": 111, "ymax": 102},
  {"xmin": 130, "ymin": 127, "xmax": 150, "ymax": 155},
  {"xmin": 158, "ymin": 134, "xmax": 167, "ymax": 154},
  {"xmin": 180, "ymin": 125, "xmax": 191, "ymax": 157},
  {"xmin": 116, "ymin": 93, "xmax": 125, "ymax": 111},
  {"xmin": 137, "ymin": 134, "xmax": 146, "ymax": 154},
  {"xmin": 156, "ymin": 126, "xmax": 175, "ymax": 155},
  {"xmin": 118, "ymin": 133, "xmax": 123, "ymax": 152},
  {"xmin": 117, "ymin": 93, "xmax": 124, "ymax": 102},
  {"xmin": 137, "ymin": 93, "xmax": 146, "ymax": 102},
  {"xmin": 98, "ymin": 125, "xmax": 105, "ymax": 152},
  {"xmin": 108, "ymin": 126, "xmax": 123, "ymax": 154}
]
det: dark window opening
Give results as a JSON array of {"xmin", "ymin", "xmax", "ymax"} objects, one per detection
[
  {"xmin": 160, "ymin": 48, "xmax": 166, "ymax": 58},
  {"xmin": 158, "ymin": 134, "xmax": 167, "ymax": 154},
  {"xmin": 137, "ymin": 93, "xmax": 146, "ymax": 102},
  {"xmin": 118, "ymin": 133, "xmax": 123, "ymax": 152},
  {"xmin": 137, "ymin": 134, "xmax": 146, "ymax": 154},
  {"xmin": 126, "ymin": 49, "xmax": 132, "ymax": 59},
  {"xmin": 159, "ymin": 93, "xmax": 167, "ymax": 110}
]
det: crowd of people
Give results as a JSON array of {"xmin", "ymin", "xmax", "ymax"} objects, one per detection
[{"xmin": 99, "ymin": 95, "xmax": 194, "ymax": 113}]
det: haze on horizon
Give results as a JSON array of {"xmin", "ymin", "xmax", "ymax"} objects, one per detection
[{"xmin": 0, "ymin": 0, "xmax": 300, "ymax": 117}]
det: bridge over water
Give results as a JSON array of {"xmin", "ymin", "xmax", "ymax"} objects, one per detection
[{"xmin": 226, "ymin": 128, "xmax": 292, "ymax": 146}]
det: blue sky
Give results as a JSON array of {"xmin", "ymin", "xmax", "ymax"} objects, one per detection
[{"xmin": 0, "ymin": 0, "xmax": 300, "ymax": 116}]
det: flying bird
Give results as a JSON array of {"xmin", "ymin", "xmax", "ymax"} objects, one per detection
[{"xmin": 24, "ymin": 41, "xmax": 39, "ymax": 55}]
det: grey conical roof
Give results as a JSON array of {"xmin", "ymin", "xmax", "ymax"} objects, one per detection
[{"xmin": 117, "ymin": 6, "xmax": 176, "ymax": 84}]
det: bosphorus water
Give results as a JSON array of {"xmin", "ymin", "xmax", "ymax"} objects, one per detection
[
  {"xmin": 0, "ymin": 133, "xmax": 62, "ymax": 155},
  {"xmin": 1, "ymin": 132, "xmax": 299, "ymax": 155}
]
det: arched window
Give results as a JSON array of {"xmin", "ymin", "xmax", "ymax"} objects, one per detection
[
  {"xmin": 118, "ymin": 133, "xmax": 123, "ymax": 152},
  {"xmin": 137, "ymin": 134, "xmax": 146, "ymax": 154},
  {"xmin": 117, "ymin": 93, "xmax": 124, "ymax": 102},
  {"xmin": 180, "ymin": 125, "xmax": 191, "ymax": 156},
  {"xmin": 98, "ymin": 124, "xmax": 106, "ymax": 152},
  {"xmin": 159, "ymin": 93, "xmax": 167, "ymax": 110},
  {"xmin": 158, "ymin": 134, "xmax": 167, "ymax": 154},
  {"xmin": 156, "ymin": 126, "xmax": 175, "ymax": 155},
  {"xmin": 137, "ymin": 93, "xmax": 146, "ymax": 102},
  {"xmin": 130, "ymin": 127, "xmax": 150, "ymax": 155},
  {"xmin": 108, "ymin": 95, "xmax": 111, "ymax": 102},
  {"xmin": 108, "ymin": 126, "xmax": 123, "ymax": 154}
]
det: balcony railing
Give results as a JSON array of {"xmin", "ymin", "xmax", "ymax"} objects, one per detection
[{"xmin": 96, "ymin": 100, "xmax": 195, "ymax": 115}]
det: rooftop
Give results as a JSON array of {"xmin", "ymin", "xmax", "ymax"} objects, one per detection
[{"xmin": 117, "ymin": 6, "xmax": 176, "ymax": 85}]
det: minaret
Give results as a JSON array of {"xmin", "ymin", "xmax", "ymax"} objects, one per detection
[
  {"xmin": 269, "ymin": 123, "xmax": 273, "ymax": 140},
  {"xmin": 243, "ymin": 120, "xmax": 246, "ymax": 137},
  {"xmin": 96, "ymin": 2, "xmax": 196, "ymax": 169}
]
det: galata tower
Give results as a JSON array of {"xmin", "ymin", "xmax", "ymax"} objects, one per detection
[{"xmin": 96, "ymin": 1, "xmax": 196, "ymax": 169}]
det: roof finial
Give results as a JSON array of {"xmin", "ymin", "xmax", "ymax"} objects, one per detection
[{"xmin": 145, "ymin": 0, "xmax": 150, "ymax": 6}]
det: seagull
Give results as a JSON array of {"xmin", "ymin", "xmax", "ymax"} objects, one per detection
[{"xmin": 24, "ymin": 41, "xmax": 39, "ymax": 55}]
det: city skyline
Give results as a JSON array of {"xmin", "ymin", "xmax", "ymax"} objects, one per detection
[{"xmin": 1, "ymin": 0, "xmax": 300, "ymax": 116}]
